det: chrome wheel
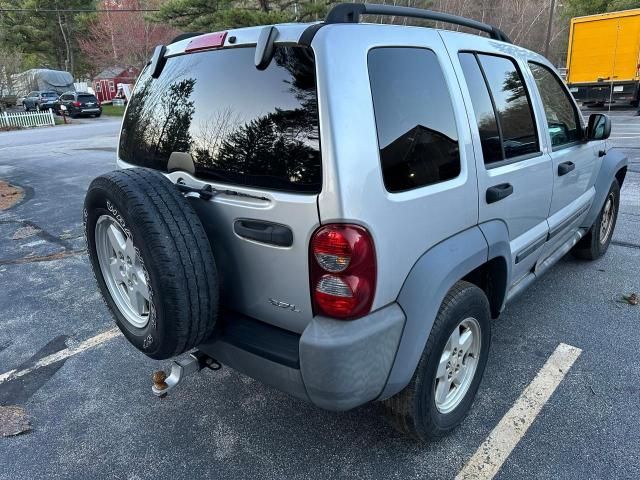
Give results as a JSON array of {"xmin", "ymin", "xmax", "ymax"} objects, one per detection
[
  {"xmin": 434, "ymin": 317, "xmax": 481, "ymax": 414},
  {"xmin": 95, "ymin": 215, "xmax": 150, "ymax": 328},
  {"xmin": 599, "ymin": 193, "xmax": 615, "ymax": 245}
]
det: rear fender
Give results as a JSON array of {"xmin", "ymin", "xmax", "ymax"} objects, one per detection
[{"xmin": 379, "ymin": 227, "xmax": 488, "ymax": 399}]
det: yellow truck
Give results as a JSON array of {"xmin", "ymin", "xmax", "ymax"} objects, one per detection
[{"xmin": 567, "ymin": 8, "xmax": 640, "ymax": 106}]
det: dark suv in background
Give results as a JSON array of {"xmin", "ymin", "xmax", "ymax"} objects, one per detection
[
  {"xmin": 22, "ymin": 91, "xmax": 59, "ymax": 111},
  {"xmin": 56, "ymin": 91, "xmax": 102, "ymax": 118}
]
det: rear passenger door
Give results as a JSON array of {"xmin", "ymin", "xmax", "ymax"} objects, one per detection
[
  {"xmin": 446, "ymin": 37, "xmax": 554, "ymax": 286},
  {"xmin": 526, "ymin": 62, "xmax": 598, "ymax": 251}
]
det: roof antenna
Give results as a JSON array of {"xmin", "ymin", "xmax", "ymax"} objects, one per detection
[{"xmin": 255, "ymin": 26, "xmax": 279, "ymax": 70}]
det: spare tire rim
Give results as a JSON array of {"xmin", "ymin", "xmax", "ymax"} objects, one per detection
[
  {"xmin": 434, "ymin": 317, "xmax": 481, "ymax": 414},
  {"xmin": 599, "ymin": 193, "xmax": 615, "ymax": 246},
  {"xmin": 95, "ymin": 215, "xmax": 150, "ymax": 328}
]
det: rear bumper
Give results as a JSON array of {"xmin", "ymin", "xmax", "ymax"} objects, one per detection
[
  {"xmin": 568, "ymin": 81, "xmax": 639, "ymax": 104},
  {"xmin": 198, "ymin": 303, "xmax": 405, "ymax": 411}
]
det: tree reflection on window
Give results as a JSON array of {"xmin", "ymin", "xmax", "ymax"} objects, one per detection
[{"xmin": 119, "ymin": 46, "xmax": 321, "ymax": 193}]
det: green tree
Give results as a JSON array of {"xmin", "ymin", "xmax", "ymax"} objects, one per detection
[
  {"xmin": 154, "ymin": 0, "xmax": 333, "ymax": 31},
  {"xmin": 562, "ymin": 0, "xmax": 640, "ymax": 18},
  {"xmin": 0, "ymin": 0, "xmax": 94, "ymax": 76}
]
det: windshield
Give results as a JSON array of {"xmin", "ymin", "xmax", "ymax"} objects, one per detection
[{"xmin": 119, "ymin": 46, "xmax": 321, "ymax": 193}]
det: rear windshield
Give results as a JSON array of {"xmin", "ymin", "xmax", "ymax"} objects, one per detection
[
  {"xmin": 79, "ymin": 94, "xmax": 97, "ymax": 102},
  {"xmin": 42, "ymin": 92, "xmax": 58, "ymax": 98},
  {"xmin": 120, "ymin": 46, "xmax": 321, "ymax": 193}
]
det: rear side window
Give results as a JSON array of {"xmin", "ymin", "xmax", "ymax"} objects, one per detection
[
  {"xmin": 368, "ymin": 48, "xmax": 460, "ymax": 193},
  {"xmin": 528, "ymin": 62, "xmax": 582, "ymax": 148},
  {"xmin": 120, "ymin": 46, "xmax": 321, "ymax": 193},
  {"xmin": 458, "ymin": 53, "xmax": 502, "ymax": 164},
  {"xmin": 460, "ymin": 53, "xmax": 539, "ymax": 164}
]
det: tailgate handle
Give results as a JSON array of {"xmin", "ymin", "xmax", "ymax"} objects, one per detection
[{"xmin": 234, "ymin": 219, "xmax": 293, "ymax": 247}]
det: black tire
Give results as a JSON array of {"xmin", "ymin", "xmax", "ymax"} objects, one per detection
[
  {"xmin": 572, "ymin": 179, "xmax": 620, "ymax": 260},
  {"xmin": 383, "ymin": 281, "xmax": 491, "ymax": 441},
  {"xmin": 84, "ymin": 168, "xmax": 219, "ymax": 360}
]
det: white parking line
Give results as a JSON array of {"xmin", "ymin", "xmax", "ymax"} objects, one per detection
[
  {"xmin": 0, "ymin": 328, "xmax": 122, "ymax": 384},
  {"xmin": 455, "ymin": 343, "xmax": 582, "ymax": 480}
]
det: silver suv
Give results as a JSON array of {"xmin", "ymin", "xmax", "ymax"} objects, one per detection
[{"xmin": 84, "ymin": 3, "xmax": 628, "ymax": 441}]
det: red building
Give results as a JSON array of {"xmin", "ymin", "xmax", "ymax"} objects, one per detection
[{"xmin": 93, "ymin": 66, "xmax": 138, "ymax": 103}]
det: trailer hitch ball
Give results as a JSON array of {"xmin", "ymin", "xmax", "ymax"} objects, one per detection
[
  {"xmin": 152, "ymin": 370, "xmax": 169, "ymax": 395},
  {"xmin": 151, "ymin": 352, "xmax": 219, "ymax": 398}
]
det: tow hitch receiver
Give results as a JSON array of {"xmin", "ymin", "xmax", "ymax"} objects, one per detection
[{"xmin": 152, "ymin": 351, "xmax": 221, "ymax": 398}]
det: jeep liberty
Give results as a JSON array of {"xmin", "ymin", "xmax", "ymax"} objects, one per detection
[{"xmin": 84, "ymin": 3, "xmax": 627, "ymax": 440}]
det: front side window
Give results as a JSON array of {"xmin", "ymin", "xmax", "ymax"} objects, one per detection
[
  {"xmin": 368, "ymin": 48, "xmax": 460, "ymax": 192},
  {"xmin": 529, "ymin": 63, "xmax": 582, "ymax": 148},
  {"xmin": 459, "ymin": 53, "xmax": 539, "ymax": 164}
]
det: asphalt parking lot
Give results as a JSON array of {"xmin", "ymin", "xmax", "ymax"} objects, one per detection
[{"xmin": 0, "ymin": 112, "xmax": 638, "ymax": 479}]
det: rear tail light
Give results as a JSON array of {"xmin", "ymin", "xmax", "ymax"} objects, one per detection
[
  {"xmin": 73, "ymin": 101, "xmax": 81, "ymax": 107},
  {"xmin": 310, "ymin": 224, "xmax": 376, "ymax": 319}
]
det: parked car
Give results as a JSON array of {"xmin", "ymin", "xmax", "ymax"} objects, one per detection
[
  {"xmin": 83, "ymin": 3, "xmax": 627, "ymax": 441},
  {"xmin": 56, "ymin": 91, "xmax": 102, "ymax": 118},
  {"xmin": 22, "ymin": 91, "xmax": 59, "ymax": 111},
  {"xmin": 0, "ymin": 94, "xmax": 17, "ymax": 109}
]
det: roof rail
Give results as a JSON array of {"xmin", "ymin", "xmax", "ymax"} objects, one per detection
[{"xmin": 325, "ymin": 3, "xmax": 512, "ymax": 43}]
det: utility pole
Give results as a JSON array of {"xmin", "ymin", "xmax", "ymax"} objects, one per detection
[{"xmin": 544, "ymin": 0, "xmax": 556, "ymax": 58}]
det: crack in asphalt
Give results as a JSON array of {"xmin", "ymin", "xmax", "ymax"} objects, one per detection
[
  {"xmin": 612, "ymin": 240, "xmax": 640, "ymax": 250},
  {"xmin": 0, "ymin": 249, "xmax": 85, "ymax": 265},
  {"xmin": 0, "ymin": 219, "xmax": 75, "ymax": 251}
]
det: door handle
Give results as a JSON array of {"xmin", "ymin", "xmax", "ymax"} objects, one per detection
[
  {"xmin": 486, "ymin": 183, "xmax": 513, "ymax": 204},
  {"xmin": 234, "ymin": 219, "xmax": 293, "ymax": 247},
  {"xmin": 558, "ymin": 161, "xmax": 575, "ymax": 176}
]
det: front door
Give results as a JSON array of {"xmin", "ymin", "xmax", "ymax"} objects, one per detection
[
  {"xmin": 443, "ymin": 34, "xmax": 554, "ymax": 286},
  {"xmin": 526, "ymin": 62, "xmax": 601, "ymax": 260}
]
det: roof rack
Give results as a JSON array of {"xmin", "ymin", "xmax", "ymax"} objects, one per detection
[{"xmin": 325, "ymin": 3, "xmax": 512, "ymax": 43}]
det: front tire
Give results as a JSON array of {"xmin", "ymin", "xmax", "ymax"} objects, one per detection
[
  {"xmin": 572, "ymin": 179, "xmax": 620, "ymax": 260},
  {"xmin": 84, "ymin": 168, "xmax": 219, "ymax": 359},
  {"xmin": 383, "ymin": 281, "xmax": 491, "ymax": 441}
]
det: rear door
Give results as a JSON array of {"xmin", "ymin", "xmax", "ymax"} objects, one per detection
[
  {"xmin": 118, "ymin": 45, "xmax": 321, "ymax": 333},
  {"xmin": 446, "ymin": 35, "xmax": 554, "ymax": 286},
  {"xmin": 526, "ymin": 62, "xmax": 599, "ymax": 259}
]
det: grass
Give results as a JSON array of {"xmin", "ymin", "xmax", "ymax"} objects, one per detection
[{"xmin": 101, "ymin": 104, "xmax": 126, "ymax": 117}]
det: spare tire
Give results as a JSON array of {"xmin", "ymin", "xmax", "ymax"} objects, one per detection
[{"xmin": 84, "ymin": 168, "xmax": 219, "ymax": 359}]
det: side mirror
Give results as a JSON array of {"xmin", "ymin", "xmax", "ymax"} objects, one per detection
[{"xmin": 586, "ymin": 113, "xmax": 611, "ymax": 141}]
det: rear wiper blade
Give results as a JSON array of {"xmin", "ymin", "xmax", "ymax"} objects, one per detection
[{"xmin": 175, "ymin": 180, "xmax": 268, "ymax": 202}]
